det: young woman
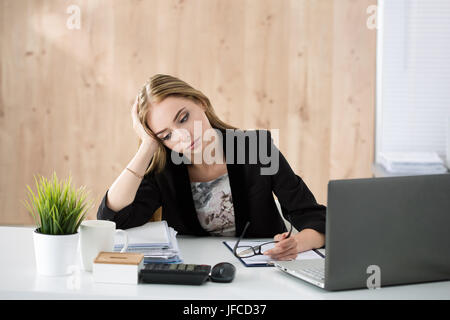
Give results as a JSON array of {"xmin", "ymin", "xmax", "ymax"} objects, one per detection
[{"xmin": 97, "ymin": 74, "xmax": 326, "ymax": 260}]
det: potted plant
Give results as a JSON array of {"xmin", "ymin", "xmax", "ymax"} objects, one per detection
[{"xmin": 22, "ymin": 171, "xmax": 93, "ymax": 276}]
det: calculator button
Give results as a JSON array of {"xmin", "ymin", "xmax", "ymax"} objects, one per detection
[
  {"xmin": 186, "ymin": 264, "xmax": 195, "ymax": 272},
  {"xmin": 140, "ymin": 263, "xmax": 212, "ymax": 285}
]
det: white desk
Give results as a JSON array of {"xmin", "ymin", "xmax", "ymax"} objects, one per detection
[{"xmin": 1, "ymin": 226, "xmax": 449, "ymax": 300}]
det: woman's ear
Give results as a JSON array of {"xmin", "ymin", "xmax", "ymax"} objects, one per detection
[{"xmin": 199, "ymin": 103, "xmax": 207, "ymax": 112}]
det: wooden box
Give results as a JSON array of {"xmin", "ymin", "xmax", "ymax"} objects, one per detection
[{"xmin": 92, "ymin": 251, "xmax": 144, "ymax": 285}]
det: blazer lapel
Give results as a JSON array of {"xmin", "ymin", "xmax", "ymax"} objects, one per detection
[
  {"xmin": 219, "ymin": 128, "xmax": 249, "ymax": 237},
  {"xmin": 166, "ymin": 147, "xmax": 208, "ymax": 236},
  {"xmin": 167, "ymin": 127, "xmax": 250, "ymax": 237}
]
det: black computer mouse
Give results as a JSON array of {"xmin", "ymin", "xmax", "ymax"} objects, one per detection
[{"xmin": 210, "ymin": 262, "xmax": 236, "ymax": 283}]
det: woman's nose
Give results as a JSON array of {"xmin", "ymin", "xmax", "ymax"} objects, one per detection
[{"xmin": 173, "ymin": 129, "xmax": 192, "ymax": 143}]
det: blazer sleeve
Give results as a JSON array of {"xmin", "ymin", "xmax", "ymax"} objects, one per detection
[
  {"xmin": 264, "ymin": 130, "xmax": 327, "ymax": 234},
  {"xmin": 96, "ymin": 172, "xmax": 162, "ymax": 229}
]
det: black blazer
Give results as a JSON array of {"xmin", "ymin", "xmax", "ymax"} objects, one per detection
[{"xmin": 97, "ymin": 128, "xmax": 326, "ymax": 238}]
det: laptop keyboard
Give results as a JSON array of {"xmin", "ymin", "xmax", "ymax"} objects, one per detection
[
  {"xmin": 275, "ymin": 259, "xmax": 325, "ymax": 287},
  {"xmin": 299, "ymin": 265, "xmax": 325, "ymax": 281}
]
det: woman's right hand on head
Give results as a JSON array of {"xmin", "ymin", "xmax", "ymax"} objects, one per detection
[{"xmin": 131, "ymin": 95, "xmax": 158, "ymax": 147}]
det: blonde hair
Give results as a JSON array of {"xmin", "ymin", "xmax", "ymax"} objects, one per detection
[{"xmin": 137, "ymin": 74, "xmax": 238, "ymax": 176}]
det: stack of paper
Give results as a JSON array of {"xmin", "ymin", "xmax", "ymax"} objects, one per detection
[
  {"xmin": 379, "ymin": 152, "xmax": 448, "ymax": 174},
  {"xmin": 114, "ymin": 221, "xmax": 182, "ymax": 264}
]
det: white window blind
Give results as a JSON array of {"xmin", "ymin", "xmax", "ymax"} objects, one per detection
[{"xmin": 375, "ymin": 0, "xmax": 450, "ymax": 164}]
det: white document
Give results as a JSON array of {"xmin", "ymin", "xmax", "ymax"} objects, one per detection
[
  {"xmin": 379, "ymin": 151, "xmax": 448, "ymax": 173},
  {"xmin": 379, "ymin": 151, "xmax": 444, "ymax": 164},
  {"xmin": 225, "ymin": 240, "xmax": 325, "ymax": 265},
  {"xmin": 114, "ymin": 223, "xmax": 183, "ymax": 263},
  {"xmin": 114, "ymin": 221, "xmax": 170, "ymax": 248}
]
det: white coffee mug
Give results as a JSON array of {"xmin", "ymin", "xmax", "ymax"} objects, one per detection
[{"xmin": 79, "ymin": 220, "xmax": 129, "ymax": 272}]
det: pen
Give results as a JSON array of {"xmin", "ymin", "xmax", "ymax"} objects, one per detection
[{"xmin": 312, "ymin": 248, "xmax": 325, "ymax": 258}]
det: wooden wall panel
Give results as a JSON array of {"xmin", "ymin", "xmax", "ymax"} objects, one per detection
[
  {"xmin": 0, "ymin": 0, "xmax": 376, "ymax": 225},
  {"xmin": 330, "ymin": 0, "xmax": 377, "ymax": 180}
]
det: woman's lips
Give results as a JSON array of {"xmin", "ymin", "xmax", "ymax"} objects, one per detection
[{"xmin": 189, "ymin": 138, "xmax": 200, "ymax": 150}]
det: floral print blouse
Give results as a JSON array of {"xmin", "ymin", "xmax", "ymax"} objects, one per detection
[{"xmin": 190, "ymin": 172, "xmax": 235, "ymax": 236}]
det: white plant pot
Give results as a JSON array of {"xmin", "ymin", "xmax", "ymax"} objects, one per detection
[{"xmin": 33, "ymin": 229, "xmax": 79, "ymax": 276}]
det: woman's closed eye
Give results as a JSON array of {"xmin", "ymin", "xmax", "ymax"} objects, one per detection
[{"xmin": 161, "ymin": 112, "xmax": 189, "ymax": 141}]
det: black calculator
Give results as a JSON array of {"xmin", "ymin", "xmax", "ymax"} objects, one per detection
[{"xmin": 140, "ymin": 263, "xmax": 212, "ymax": 285}]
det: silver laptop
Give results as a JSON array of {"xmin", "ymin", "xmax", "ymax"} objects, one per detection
[{"xmin": 274, "ymin": 174, "xmax": 450, "ymax": 291}]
